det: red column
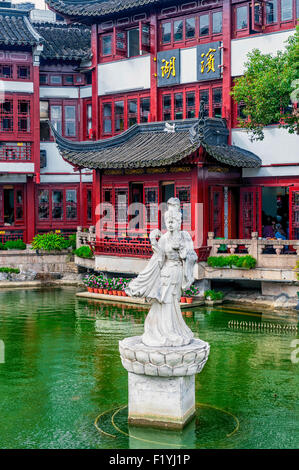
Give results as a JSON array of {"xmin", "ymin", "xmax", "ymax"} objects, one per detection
[
  {"xmin": 93, "ymin": 169, "xmax": 102, "ymax": 243},
  {"xmin": 32, "ymin": 52, "xmax": 40, "ymax": 184},
  {"xmin": 222, "ymin": 0, "xmax": 232, "ymax": 143},
  {"xmin": 150, "ymin": 13, "xmax": 158, "ymax": 122},
  {"xmin": 91, "ymin": 24, "xmax": 99, "ymax": 140},
  {"xmin": 26, "ymin": 176, "xmax": 35, "ymax": 243},
  {"xmin": 79, "ymin": 169, "xmax": 84, "ymax": 227}
]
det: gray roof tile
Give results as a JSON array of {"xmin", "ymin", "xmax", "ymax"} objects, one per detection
[
  {"xmin": 0, "ymin": 9, "xmax": 41, "ymax": 46},
  {"xmin": 50, "ymin": 118, "xmax": 262, "ymax": 170},
  {"xmin": 33, "ymin": 22, "xmax": 91, "ymax": 60},
  {"xmin": 46, "ymin": 0, "xmax": 160, "ymax": 19}
]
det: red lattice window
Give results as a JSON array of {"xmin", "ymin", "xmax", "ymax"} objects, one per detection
[
  {"xmin": 145, "ymin": 187, "xmax": 159, "ymax": 226},
  {"xmin": 0, "ymin": 64, "xmax": 12, "ymax": 79},
  {"xmin": 18, "ymin": 100, "xmax": 30, "ymax": 133},
  {"xmin": 128, "ymin": 99, "xmax": 138, "ymax": 127},
  {"xmin": 87, "ymin": 189, "xmax": 92, "ymax": 222},
  {"xmin": 239, "ymin": 187, "xmax": 261, "ymax": 238},
  {"xmin": 210, "ymin": 187, "xmax": 224, "ymax": 238},
  {"xmin": 212, "ymin": 88, "xmax": 222, "ymax": 118},
  {"xmin": 66, "ymin": 189, "xmax": 77, "ymax": 220},
  {"xmin": 186, "ymin": 92, "xmax": 196, "ymax": 119},
  {"xmin": 0, "ymin": 100, "xmax": 13, "ymax": 133},
  {"xmin": 17, "ymin": 65, "xmax": 30, "ymax": 80},
  {"xmin": 176, "ymin": 185, "xmax": 191, "ymax": 225},
  {"xmin": 101, "ymin": 188, "xmax": 114, "ymax": 232},
  {"xmin": 199, "ymin": 89, "xmax": 209, "ymax": 117},
  {"xmin": 115, "ymin": 189, "xmax": 128, "ymax": 224},
  {"xmin": 38, "ymin": 189, "xmax": 49, "ymax": 220},
  {"xmin": 0, "ymin": 142, "xmax": 31, "ymax": 161}
]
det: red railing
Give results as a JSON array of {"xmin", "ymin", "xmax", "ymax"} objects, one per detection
[
  {"xmin": 93, "ymin": 238, "xmax": 153, "ymax": 258},
  {"xmin": 92, "ymin": 238, "xmax": 212, "ymax": 261},
  {"xmin": 0, "ymin": 142, "xmax": 32, "ymax": 161},
  {"xmin": 196, "ymin": 246, "xmax": 212, "ymax": 261},
  {"xmin": 0, "ymin": 229, "xmax": 25, "ymax": 243}
]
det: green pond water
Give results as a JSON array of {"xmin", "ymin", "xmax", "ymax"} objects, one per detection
[{"xmin": 0, "ymin": 287, "xmax": 298, "ymax": 449}]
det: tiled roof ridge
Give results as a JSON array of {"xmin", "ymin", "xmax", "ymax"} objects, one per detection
[
  {"xmin": 32, "ymin": 21, "xmax": 90, "ymax": 30},
  {"xmin": 45, "ymin": 0, "xmax": 160, "ymax": 19},
  {"xmin": 33, "ymin": 20, "xmax": 91, "ymax": 60},
  {"xmin": 50, "ymin": 119, "xmax": 198, "ymax": 152},
  {"xmin": 49, "ymin": 117, "xmax": 262, "ymax": 170},
  {"xmin": 0, "ymin": 9, "xmax": 42, "ymax": 46}
]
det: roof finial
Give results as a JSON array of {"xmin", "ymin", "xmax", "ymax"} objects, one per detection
[{"xmin": 199, "ymin": 100, "xmax": 205, "ymax": 122}]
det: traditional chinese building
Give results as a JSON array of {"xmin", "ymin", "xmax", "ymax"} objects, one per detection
[
  {"xmin": 44, "ymin": 0, "xmax": 298, "ymax": 274},
  {"xmin": 0, "ymin": 2, "xmax": 93, "ymax": 242}
]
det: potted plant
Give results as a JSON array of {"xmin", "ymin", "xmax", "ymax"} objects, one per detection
[
  {"xmin": 122, "ymin": 278, "xmax": 130, "ymax": 296},
  {"xmin": 83, "ymin": 275, "xmax": 93, "ymax": 293},
  {"xmin": 116, "ymin": 277, "xmax": 123, "ymax": 296},
  {"xmin": 103, "ymin": 279, "xmax": 109, "ymax": 295},
  {"xmin": 204, "ymin": 289, "xmax": 224, "ymax": 305},
  {"xmin": 183, "ymin": 285, "xmax": 199, "ymax": 304},
  {"xmin": 108, "ymin": 278, "xmax": 114, "ymax": 295},
  {"xmin": 184, "ymin": 289, "xmax": 193, "ymax": 304},
  {"xmin": 180, "ymin": 296, "xmax": 187, "ymax": 303}
]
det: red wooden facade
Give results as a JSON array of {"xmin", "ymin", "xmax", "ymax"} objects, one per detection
[{"xmin": 1, "ymin": 0, "xmax": 298, "ymax": 245}]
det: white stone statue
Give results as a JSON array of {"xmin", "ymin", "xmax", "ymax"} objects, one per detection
[{"xmin": 126, "ymin": 197, "xmax": 198, "ymax": 347}]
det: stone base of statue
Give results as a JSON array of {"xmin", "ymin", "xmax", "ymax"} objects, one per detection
[{"xmin": 119, "ymin": 336, "xmax": 210, "ymax": 430}]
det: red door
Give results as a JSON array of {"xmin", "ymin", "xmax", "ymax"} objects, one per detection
[
  {"xmin": 210, "ymin": 186, "xmax": 224, "ymax": 238},
  {"xmin": 239, "ymin": 187, "xmax": 262, "ymax": 239},
  {"xmin": 289, "ymin": 187, "xmax": 299, "ymax": 240},
  {"xmin": 0, "ymin": 188, "xmax": 3, "ymax": 226}
]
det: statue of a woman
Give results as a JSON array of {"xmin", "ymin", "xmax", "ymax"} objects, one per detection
[{"xmin": 126, "ymin": 198, "xmax": 198, "ymax": 347}]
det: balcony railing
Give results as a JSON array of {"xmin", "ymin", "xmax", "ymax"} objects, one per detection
[
  {"xmin": 0, "ymin": 229, "xmax": 25, "ymax": 243},
  {"xmin": 207, "ymin": 232, "xmax": 299, "ymax": 269},
  {"xmin": 77, "ymin": 226, "xmax": 211, "ymax": 261},
  {"xmin": 0, "ymin": 142, "xmax": 32, "ymax": 161}
]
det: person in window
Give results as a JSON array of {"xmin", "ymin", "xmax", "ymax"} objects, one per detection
[
  {"xmin": 275, "ymin": 223, "xmax": 287, "ymax": 240},
  {"xmin": 262, "ymin": 216, "xmax": 275, "ymax": 238}
]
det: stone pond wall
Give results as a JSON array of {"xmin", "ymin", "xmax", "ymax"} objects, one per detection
[{"xmin": 0, "ymin": 250, "xmax": 80, "ymax": 282}]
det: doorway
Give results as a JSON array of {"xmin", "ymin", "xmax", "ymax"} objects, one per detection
[
  {"xmin": 161, "ymin": 182, "xmax": 174, "ymax": 230},
  {"xmin": 262, "ymin": 187, "xmax": 289, "ymax": 239},
  {"xmin": 4, "ymin": 189, "xmax": 14, "ymax": 225},
  {"xmin": 130, "ymin": 183, "xmax": 143, "ymax": 230},
  {"xmin": 161, "ymin": 182, "xmax": 174, "ymax": 203}
]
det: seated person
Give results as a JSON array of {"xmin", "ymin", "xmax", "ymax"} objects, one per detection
[
  {"xmin": 275, "ymin": 224, "xmax": 287, "ymax": 240},
  {"xmin": 262, "ymin": 216, "xmax": 275, "ymax": 238}
]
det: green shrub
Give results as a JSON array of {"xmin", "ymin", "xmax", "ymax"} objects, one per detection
[
  {"xmin": 67, "ymin": 234, "xmax": 76, "ymax": 251},
  {"xmin": 0, "ymin": 242, "xmax": 6, "ymax": 251},
  {"xmin": 31, "ymin": 232, "xmax": 67, "ymax": 251},
  {"xmin": 4, "ymin": 239, "xmax": 26, "ymax": 250},
  {"xmin": 0, "ymin": 267, "xmax": 20, "ymax": 274},
  {"xmin": 74, "ymin": 245, "xmax": 93, "ymax": 259},
  {"xmin": 207, "ymin": 255, "xmax": 256, "ymax": 269},
  {"xmin": 204, "ymin": 289, "xmax": 224, "ymax": 301}
]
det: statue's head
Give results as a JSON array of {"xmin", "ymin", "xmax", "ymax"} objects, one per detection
[{"xmin": 165, "ymin": 198, "xmax": 182, "ymax": 233}]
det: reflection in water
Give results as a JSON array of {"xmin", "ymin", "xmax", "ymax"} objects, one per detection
[{"xmin": 0, "ymin": 287, "xmax": 298, "ymax": 449}]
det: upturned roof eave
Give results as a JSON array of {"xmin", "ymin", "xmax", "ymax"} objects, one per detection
[{"xmin": 45, "ymin": 0, "xmax": 162, "ymax": 22}]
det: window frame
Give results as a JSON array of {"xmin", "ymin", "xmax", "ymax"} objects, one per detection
[
  {"xmin": 233, "ymin": 3, "xmax": 250, "ymax": 38},
  {"xmin": 101, "ymin": 33, "xmax": 113, "ymax": 57},
  {"xmin": 1, "ymin": 185, "xmax": 25, "ymax": 227},
  {"xmin": 263, "ymin": 0, "xmax": 297, "ymax": 28},
  {"xmin": 159, "ymin": 9, "xmax": 222, "ymax": 50},
  {"xmin": 0, "ymin": 94, "xmax": 33, "ymax": 138},
  {"xmin": 36, "ymin": 185, "xmax": 80, "ymax": 228},
  {"xmin": 0, "ymin": 61, "xmax": 32, "ymax": 82},
  {"xmin": 49, "ymin": 99, "xmax": 78, "ymax": 141},
  {"xmin": 100, "ymin": 92, "xmax": 150, "ymax": 138},
  {"xmin": 233, "ymin": 0, "xmax": 299, "ymax": 36},
  {"xmin": 159, "ymin": 83, "xmax": 222, "ymax": 121}
]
